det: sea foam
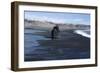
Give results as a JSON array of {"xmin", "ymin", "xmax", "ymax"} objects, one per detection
[{"xmin": 74, "ymin": 30, "xmax": 90, "ymax": 38}]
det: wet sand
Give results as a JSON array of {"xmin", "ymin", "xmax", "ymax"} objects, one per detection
[{"xmin": 24, "ymin": 30, "xmax": 90, "ymax": 61}]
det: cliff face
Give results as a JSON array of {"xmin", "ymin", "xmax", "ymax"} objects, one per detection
[
  {"xmin": 24, "ymin": 20, "xmax": 55, "ymax": 31},
  {"xmin": 24, "ymin": 19, "xmax": 90, "ymax": 31}
]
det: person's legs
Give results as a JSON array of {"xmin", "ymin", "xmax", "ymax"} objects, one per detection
[{"xmin": 51, "ymin": 30, "xmax": 54, "ymax": 40}]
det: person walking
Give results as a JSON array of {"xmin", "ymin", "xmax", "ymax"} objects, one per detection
[{"xmin": 51, "ymin": 25, "xmax": 60, "ymax": 40}]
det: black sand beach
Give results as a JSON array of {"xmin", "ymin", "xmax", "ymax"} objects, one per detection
[{"xmin": 24, "ymin": 29, "xmax": 90, "ymax": 61}]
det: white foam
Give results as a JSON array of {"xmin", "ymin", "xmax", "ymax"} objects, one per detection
[{"xmin": 74, "ymin": 30, "xmax": 90, "ymax": 38}]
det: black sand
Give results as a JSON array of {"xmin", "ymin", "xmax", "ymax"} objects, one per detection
[{"xmin": 24, "ymin": 30, "xmax": 90, "ymax": 61}]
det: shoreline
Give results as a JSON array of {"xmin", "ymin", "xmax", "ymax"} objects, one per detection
[
  {"xmin": 74, "ymin": 30, "xmax": 90, "ymax": 38},
  {"xmin": 24, "ymin": 29, "xmax": 90, "ymax": 61}
]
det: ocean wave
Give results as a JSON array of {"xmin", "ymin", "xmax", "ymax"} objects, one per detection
[{"xmin": 74, "ymin": 30, "xmax": 90, "ymax": 38}]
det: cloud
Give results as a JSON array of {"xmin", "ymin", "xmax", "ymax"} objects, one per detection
[{"xmin": 25, "ymin": 12, "xmax": 90, "ymax": 25}]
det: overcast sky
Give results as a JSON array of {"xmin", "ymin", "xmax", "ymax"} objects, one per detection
[{"xmin": 24, "ymin": 11, "xmax": 90, "ymax": 25}]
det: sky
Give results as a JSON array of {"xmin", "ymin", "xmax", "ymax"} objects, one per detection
[{"xmin": 24, "ymin": 11, "xmax": 90, "ymax": 25}]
